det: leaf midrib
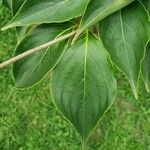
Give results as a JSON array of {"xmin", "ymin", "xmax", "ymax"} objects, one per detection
[
  {"xmin": 119, "ymin": 10, "xmax": 133, "ymax": 81},
  {"xmin": 82, "ymin": 31, "xmax": 88, "ymax": 139}
]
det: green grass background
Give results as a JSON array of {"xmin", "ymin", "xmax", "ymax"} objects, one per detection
[{"xmin": 0, "ymin": 3, "xmax": 150, "ymax": 150}]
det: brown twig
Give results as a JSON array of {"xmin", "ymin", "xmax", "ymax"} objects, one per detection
[{"xmin": 0, "ymin": 30, "xmax": 76, "ymax": 70}]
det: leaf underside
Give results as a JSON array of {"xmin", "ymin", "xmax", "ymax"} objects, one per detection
[{"xmin": 50, "ymin": 32, "xmax": 116, "ymax": 140}]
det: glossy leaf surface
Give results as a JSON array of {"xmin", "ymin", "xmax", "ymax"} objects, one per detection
[
  {"xmin": 50, "ymin": 33, "xmax": 116, "ymax": 140},
  {"xmin": 2, "ymin": 0, "xmax": 89, "ymax": 30},
  {"xmin": 13, "ymin": 23, "xmax": 72, "ymax": 88},
  {"xmin": 99, "ymin": 2, "xmax": 150, "ymax": 98},
  {"xmin": 77, "ymin": 0, "xmax": 134, "ymax": 35}
]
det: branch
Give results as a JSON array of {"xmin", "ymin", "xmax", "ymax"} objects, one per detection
[{"xmin": 0, "ymin": 30, "xmax": 76, "ymax": 70}]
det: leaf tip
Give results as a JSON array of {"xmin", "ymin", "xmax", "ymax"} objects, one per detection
[
  {"xmin": 1, "ymin": 24, "xmax": 11, "ymax": 31},
  {"xmin": 132, "ymin": 85, "xmax": 139, "ymax": 100},
  {"xmin": 134, "ymin": 91, "xmax": 139, "ymax": 100},
  {"xmin": 130, "ymin": 80, "xmax": 139, "ymax": 99},
  {"xmin": 1, "ymin": 26, "xmax": 7, "ymax": 31},
  {"xmin": 145, "ymin": 83, "xmax": 150, "ymax": 93},
  {"xmin": 1, "ymin": 21, "xmax": 19, "ymax": 31}
]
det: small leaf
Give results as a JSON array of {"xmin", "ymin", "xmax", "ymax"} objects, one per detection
[
  {"xmin": 76, "ymin": 0, "xmax": 134, "ymax": 36},
  {"xmin": 99, "ymin": 1, "xmax": 150, "ymax": 99},
  {"xmin": 142, "ymin": 43, "xmax": 150, "ymax": 93},
  {"xmin": 2, "ymin": 0, "xmax": 89, "ymax": 30},
  {"xmin": 50, "ymin": 32, "xmax": 116, "ymax": 141},
  {"xmin": 13, "ymin": 22, "xmax": 73, "ymax": 88}
]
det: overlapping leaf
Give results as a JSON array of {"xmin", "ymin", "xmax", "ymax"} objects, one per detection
[
  {"xmin": 13, "ymin": 22, "xmax": 73, "ymax": 88},
  {"xmin": 2, "ymin": 0, "xmax": 89, "ymax": 30},
  {"xmin": 99, "ymin": 2, "xmax": 150, "ymax": 99},
  {"xmin": 140, "ymin": 0, "xmax": 150, "ymax": 13},
  {"xmin": 2, "ymin": 0, "xmax": 12, "ymax": 10},
  {"xmin": 50, "ymin": 32, "xmax": 116, "ymax": 140},
  {"xmin": 76, "ymin": 0, "xmax": 134, "ymax": 36},
  {"xmin": 12, "ymin": 0, "xmax": 25, "ymax": 14},
  {"xmin": 2, "ymin": 0, "xmax": 28, "ymax": 42},
  {"xmin": 2, "ymin": 0, "xmax": 25, "ymax": 14}
]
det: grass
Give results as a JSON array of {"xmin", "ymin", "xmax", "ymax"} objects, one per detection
[{"xmin": 0, "ymin": 3, "xmax": 150, "ymax": 150}]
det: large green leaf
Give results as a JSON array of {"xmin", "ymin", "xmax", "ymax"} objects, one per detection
[
  {"xmin": 142, "ymin": 43, "xmax": 150, "ymax": 93},
  {"xmin": 76, "ymin": 0, "xmax": 134, "ymax": 36},
  {"xmin": 13, "ymin": 22, "xmax": 73, "ymax": 88},
  {"xmin": 99, "ymin": 2, "xmax": 150, "ymax": 99},
  {"xmin": 50, "ymin": 32, "xmax": 116, "ymax": 141},
  {"xmin": 2, "ymin": 0, "xmax": 89, "ymax": 30}
]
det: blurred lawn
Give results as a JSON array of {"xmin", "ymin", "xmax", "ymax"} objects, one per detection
[{"xmin": 0, "ymin": 3, "xmax": 150, "ymax": 150}]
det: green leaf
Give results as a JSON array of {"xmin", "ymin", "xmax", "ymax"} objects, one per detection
[
  {"xmin": 139, "ymin": 0, "xmax": 150, "ymax": 13},
  {"xmin": 2, "ymin": 0, "xmax": 89, "ymax": 30},
  {"xmin": 142, "ymin": 43, "xmax": 150, "ymax": 93},
  {"xmin": 2, "ymin": 0, "xmax": 25, "ymax": 14},
  {"xmin": 15, "ymin": 26, "xmax": 29, "ymax": 43},
  {"xmin": 2, "ymin": 0, "xmax": 28, "ymax": 42},
  {"xmin": 13, "ymin": 22, "xmax": 73, "ymax": 88},
  {"xmin": 76, "ymin": 0, "xmax": 134, "ymax": 36},
  {"xmin": 50, "ymin": 32, "xmax": 116, "ymax": 141},
  {"xmin": 2, "ymin": 0, "xmax": 12, "ymax": 10},
  {"xmin": 12, "ymin": 0, "xmax": 25, "ymax": 14},
  {"xmin": 99, "ymin": 1, "xmax": 150, "ymax": 99}
]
